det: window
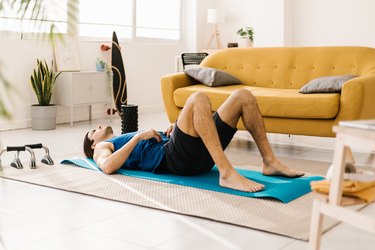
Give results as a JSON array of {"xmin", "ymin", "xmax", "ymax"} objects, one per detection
[
  {"xmin": 79, "ymin": 0, "xmax": 181, "ymax": 40},
  {"xmin": 0, "ymin": 0, "xmax": 68, "ymax": 34},
  {"xmin": 135, "ymin": 0, "xmax": 181, "ymax": 40},
  {"xmin": 0, "ymin": 0, "xmax": 182, "ymax": 40},
  {"xmin": 79, "ymin": 0, "xmax": 133, "ymax": 38}
]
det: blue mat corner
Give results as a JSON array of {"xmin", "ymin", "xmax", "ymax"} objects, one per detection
[{"xmin": 61, "ymin": 158, "xmax": 324, "ymax": 203}]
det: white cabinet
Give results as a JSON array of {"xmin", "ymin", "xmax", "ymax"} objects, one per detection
[{"xmin": 54, "ymin": 71, "xmax": 112, "ymax": 126}]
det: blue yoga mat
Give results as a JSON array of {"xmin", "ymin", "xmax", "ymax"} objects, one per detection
[{"xmin": 61, "ymin": 158, "xmax": 324, "ymax": 203}]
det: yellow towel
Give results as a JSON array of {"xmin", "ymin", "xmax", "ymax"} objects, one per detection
[{"xmin": 311, "ymin": 180, "xmax": 375, "ymax": 203}]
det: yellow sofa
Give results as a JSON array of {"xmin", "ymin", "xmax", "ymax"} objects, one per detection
[{"xmin": 161, "ymin": 46, "xmax": 375, "ymax": 137}]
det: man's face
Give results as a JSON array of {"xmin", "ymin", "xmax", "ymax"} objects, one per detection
[{"xmin": 87, "ymin": 125, "xmax": 114, "ymax": 148}]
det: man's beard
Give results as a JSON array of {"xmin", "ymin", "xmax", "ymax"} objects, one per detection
[{"xmin": 104, "ymin": 126, "xmax": 114, "ymax": 135}]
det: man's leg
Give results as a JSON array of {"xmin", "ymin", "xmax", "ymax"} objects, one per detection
[
  {"xmin": 177, "ymin": 92, "xmax": 264, "ymax": 192},
  {"xmin": 216, "ymin": 89, "xmax": 304, "ymax": 177}
]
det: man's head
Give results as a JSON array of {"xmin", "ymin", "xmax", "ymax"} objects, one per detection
[{"xmin": 83, "ymin": 125, "xmax": 114, "ymax": 158}]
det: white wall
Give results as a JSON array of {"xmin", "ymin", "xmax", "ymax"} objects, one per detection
[
  {"xmin": 290, "ymin": 0, "xmax": 375, "ymax": 46},
  {"xmin": 196, "ymin": 0, "xmax": 287, "ymax": 49},
  {"xmin": 195, "ymin": 0, "xmax": 375, "ymax": 48}
]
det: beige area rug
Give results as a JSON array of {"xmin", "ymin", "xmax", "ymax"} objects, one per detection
[{"xmin": 0, "ymin": 153, "xmax": 367, "ymax": 240}]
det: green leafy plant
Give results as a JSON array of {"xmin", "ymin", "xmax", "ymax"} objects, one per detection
[
  {"xmin": 237, "ymin": 27, "xmax": 254, "ymax": 42},
  {"xmin": 30, "ymin": 60, "xmax": 60, "ymax": 106}
]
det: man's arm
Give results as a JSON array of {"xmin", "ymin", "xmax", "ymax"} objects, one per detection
[{"xmin": 94, "ymin": 129, "xmax": 162, "ymax": 174}]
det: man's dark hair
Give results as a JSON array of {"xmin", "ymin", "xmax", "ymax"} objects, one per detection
[{"xmin": 83, "ymin": 132, "xmax": 94, "ymax": 158}]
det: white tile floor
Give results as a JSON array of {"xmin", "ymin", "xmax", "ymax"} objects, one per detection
[{"xmin": 0, "ymin": 112, "xmax": 374, "ymax": 250}]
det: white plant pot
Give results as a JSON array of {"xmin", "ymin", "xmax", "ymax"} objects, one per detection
[
  {"xmin": 238, "ymin": 38, "xmax": 253, "ymax": 48},
  {"xmin": 31, "ymin": 105, "xmax": 57, "ymax": 130}
]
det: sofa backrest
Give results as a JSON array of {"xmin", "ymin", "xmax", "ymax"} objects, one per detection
[{"xmin": 200, "ymin": 46, "xmax": 375, "ymax": 89}]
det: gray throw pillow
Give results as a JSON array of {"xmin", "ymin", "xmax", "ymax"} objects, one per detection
[
  {"xmin": 184, "ymin": 67, "xmax": 242, "ymax": 87},
  {"xmin": 299, "ymin": 75, "xmax": 357, "ymax": 94}
]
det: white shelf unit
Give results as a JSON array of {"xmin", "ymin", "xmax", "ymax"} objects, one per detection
[{"xmin": 54, "ymin": 71, "xmax": 113, "ymax": 126}]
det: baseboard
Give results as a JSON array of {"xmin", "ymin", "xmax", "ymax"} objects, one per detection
[{"xmin": 0, "ymin": 118, "xmax": 31, "ymax": 131}]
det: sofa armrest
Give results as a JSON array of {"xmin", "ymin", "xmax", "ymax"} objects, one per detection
[
  {"xmin": 337, "ymin": 73, "xmax": 375, "ymax": 121},
  {"xmin": 161, "ymin": 72, "xmax": 195, "ymax": 122}
]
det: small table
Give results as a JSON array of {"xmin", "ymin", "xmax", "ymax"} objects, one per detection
[{"xmin": 309, "ymin": 120, "xmax": 375, "ymax": 249}]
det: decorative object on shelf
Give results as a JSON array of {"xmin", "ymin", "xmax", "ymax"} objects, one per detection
[
  {"xmin": 98, "ymin": 44, "xmax": 112, "ymax": 76},
  {"xmin": 30, "ymin": 60, "xmax": 60, "ymax": 130},
  {"xmin": 237, "ymin": 27, "xmax": 254, "ymax": 47},
  {"xmin": 227, "ymin": 42, "xmax": 238, "ymax": 48},
  {"xmin": 206, "ymin": 9, "xmax": 226, "ymax": 50},
  {"xmin": 100, "ymin": 44, "xmax": 111, "ymax": 51},
  {"xmin": 53, "ymin": 35, "xmax": 80, "ymax": 71},
  {"xmin": 96, "ymin": 58, "xmax": 107, "ymax": 72},
  {"xmin": 111, "ymin": 31, "xmax": 128, "ymax": 116},
  {"xmin": 121, "ymin": 104, "xmax": 138, "ymax": 134}
]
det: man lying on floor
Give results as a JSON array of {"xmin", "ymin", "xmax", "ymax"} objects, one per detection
[{"xmin": 83, "ymin": 90, "xmax": 304, "ymax": 193}]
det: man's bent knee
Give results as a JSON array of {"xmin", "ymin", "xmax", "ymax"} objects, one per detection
[
  {"xmin": 188, "ymin": 92, "xmax": 211, "ymax": 106},
  {"xmin": 232, "ymin": 89, "xmax": 256, "ymax": 104}
]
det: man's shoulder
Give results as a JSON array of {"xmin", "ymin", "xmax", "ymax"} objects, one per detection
[{"xmin": 96, "ymin": 140, "xmax": 114, "ymax": 150}]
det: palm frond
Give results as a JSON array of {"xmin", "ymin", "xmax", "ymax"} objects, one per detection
[{"xmin": 0, "ymin": 70, "xmax": 12, "ymax": 119}]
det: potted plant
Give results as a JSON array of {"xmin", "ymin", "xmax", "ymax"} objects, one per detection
[
  {"xmin": 30, "ymin": 59, "xmax": 60, "ymax": 130},
  {"xmin": 237, "ymin": 27, "xmax": 254, "ymax": 47}
]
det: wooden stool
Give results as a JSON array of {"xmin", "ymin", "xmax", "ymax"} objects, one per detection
[{"xmin": 309, "ymin": 120, "xmax": 375, "ymax": 249}]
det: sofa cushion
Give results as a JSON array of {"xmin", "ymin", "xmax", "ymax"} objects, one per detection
[
  {"xmin": 299, "ymin": 75, "xmax": 357, "ymax": 93},
  {"xmin": 250, "ymin": 87, "xmax": 340, "ymax": 119},
  {"xmin": 184, "ymin": 67, "xmax": 242, "ymax": 87},
  {"xmin": 174, "ymin": 85, "xmax": 340, "ymax": 119}
]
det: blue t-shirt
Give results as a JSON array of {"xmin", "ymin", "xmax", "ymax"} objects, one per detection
[{"xmin": 106, "ymin": 131, "xmax": 169, "ymax": 172}]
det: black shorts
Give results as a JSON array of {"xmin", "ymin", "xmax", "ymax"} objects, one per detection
[{"xmin": 163, "ymin": 112, "xmax": 237, "ymax": 176}]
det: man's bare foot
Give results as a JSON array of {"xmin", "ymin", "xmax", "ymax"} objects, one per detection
[
  {"xmin": 219, "ymin": 169, "xmax": 264, "ymax": 192},
  {"xmin": 262, "ymin": 159, "xmax": 305, "ymax": 178}
]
